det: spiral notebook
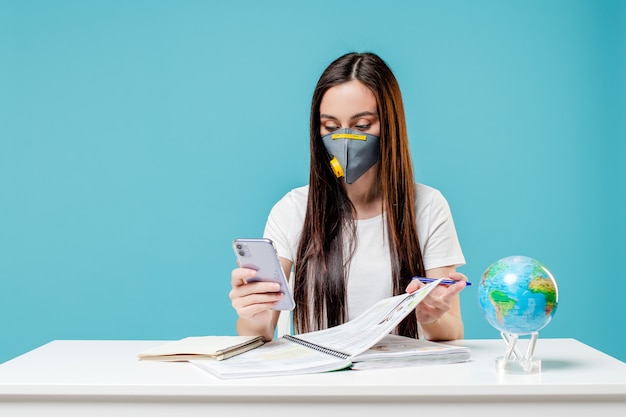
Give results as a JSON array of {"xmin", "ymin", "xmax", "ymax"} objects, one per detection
[{"xmin": 191, "ymin": 279, "xmax": 443, "ymax": 379}]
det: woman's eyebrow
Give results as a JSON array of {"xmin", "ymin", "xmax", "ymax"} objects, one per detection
[
  {"xmin": 319, "ymin": 111, "xmax": 378, "ymax": 120},
  {"xmin": 350, "ymin": 111, "xmax": 378, "ymax": 119}
]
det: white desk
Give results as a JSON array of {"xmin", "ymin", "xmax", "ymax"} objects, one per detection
[{"xmin": 0, "ymin": 338, "xmax": 625, "ymax": 416}]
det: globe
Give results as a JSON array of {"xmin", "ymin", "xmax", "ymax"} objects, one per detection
[{"xmin": 478, "ymin": 256, "xmax": 558, "ymax": 335}]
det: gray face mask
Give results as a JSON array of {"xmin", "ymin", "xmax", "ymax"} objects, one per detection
[{"xmin": 321, "ymin": 128, "xmax": 380, "ymax": 184}]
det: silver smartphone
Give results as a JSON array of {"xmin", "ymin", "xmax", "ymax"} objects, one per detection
[{"xmin": 232, "ymin": 238, "xmax": 295, "ymax": 311}]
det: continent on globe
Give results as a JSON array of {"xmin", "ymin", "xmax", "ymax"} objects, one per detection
[
  {"xmin": 488, "ymin": 290, "xmax": 515, "ymax": 321},
  {"xmin": 528, "ymin": 277, "xmax": 558, "ymax": 316}
]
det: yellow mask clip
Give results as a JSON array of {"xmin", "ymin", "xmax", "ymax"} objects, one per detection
[{"xmin": 329, "ymin": 157, "xmax": 344, "ymax": 178}]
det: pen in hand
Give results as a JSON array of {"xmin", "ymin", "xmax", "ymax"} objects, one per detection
[{"xmin": 412, "ymin": 277, "xmax": 472, "ymax": 286}]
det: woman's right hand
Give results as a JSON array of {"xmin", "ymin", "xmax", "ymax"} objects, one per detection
[{"xmin": 229, "ymin": 267, "xmax": 284, "ymax": 327}]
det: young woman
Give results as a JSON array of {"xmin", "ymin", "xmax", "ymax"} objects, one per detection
[{"xmin": 230, "ymin": 52, "xmax": 468, "ymax": 342}]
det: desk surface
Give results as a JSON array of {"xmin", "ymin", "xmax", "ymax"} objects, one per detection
[{"xmin": 1, "ymin": 338, "xmax": 625, "ymax": 416}]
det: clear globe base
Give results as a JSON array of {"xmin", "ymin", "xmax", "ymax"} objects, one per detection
[
  {"xmin": 495, "ymin": 356, "xmax": 541, "ymax": 374},
  {"xmin": 496, "ymin": 331, "xmax": 541, "ymax": 374}
]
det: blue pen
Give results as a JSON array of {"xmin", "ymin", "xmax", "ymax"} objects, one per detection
[{"xmin": 412, "ymin": 277, "xmax": 472, "ymax": 286}]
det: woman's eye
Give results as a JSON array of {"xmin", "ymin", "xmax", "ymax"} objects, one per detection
[
  {"xmin": 324, "ymin": 125, "xmax": 339, "ymax": 132},
  {"xmin": 354, "ymin": 124, "xmax": 371, "ymax": 131}
]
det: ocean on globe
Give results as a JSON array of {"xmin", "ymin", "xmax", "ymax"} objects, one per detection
[{"xmin": 478, "ymin": 256, "xmax": 558, "ymax": 335}]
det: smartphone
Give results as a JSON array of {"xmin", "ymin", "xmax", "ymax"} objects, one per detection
[{"xmin": 232, "ymin": 238, "xmax": 295, "ymax": 311}]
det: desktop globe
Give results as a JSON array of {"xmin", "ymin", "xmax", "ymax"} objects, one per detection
[
  {"xmin": 478, "ymin": 255, "xmax": 558, "ymax": 335},
  {"xmin": 477, "ymin": 255, "xmax": 559, "ymax": 374}
]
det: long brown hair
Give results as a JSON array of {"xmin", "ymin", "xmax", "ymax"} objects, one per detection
[{"xmin": 293, "ymin": 52, "xmax": 425, "ymax": 338}]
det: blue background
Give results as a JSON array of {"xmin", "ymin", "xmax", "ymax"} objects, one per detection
[{"xmin": 1, "ymin": 0, "xmax": 624, "ymax": 364}]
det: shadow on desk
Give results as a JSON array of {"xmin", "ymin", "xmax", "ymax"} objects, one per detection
[{"xmin": 542, "ymin": 359, "xmax": 578, "ymax": 371}]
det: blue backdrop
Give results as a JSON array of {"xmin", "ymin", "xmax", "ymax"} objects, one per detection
[{"xmin": 1, "ymin": 0, "xmax": 624, "ymax": 363}]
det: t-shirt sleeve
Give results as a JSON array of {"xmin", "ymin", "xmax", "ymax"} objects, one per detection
[
  {"xmin": 263, "ymin": 199, "xmax": 293, "ymax": 261},
  {"xmin": 263, "ymin": 190, "xmax": 304, "ymax": 263},
  {"xmin": 419, "ymin": 188, "xmax": 466, "ymax": 271}
]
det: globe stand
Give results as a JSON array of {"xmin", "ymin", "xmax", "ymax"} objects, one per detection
[{"xmin": 495, "ymin": 331, "xmax": 541, "ymax": 374}]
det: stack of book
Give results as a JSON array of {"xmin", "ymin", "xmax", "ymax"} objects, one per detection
[{"xmin": 138, "ymin": 279, "xmax": 470, "ymax": 379}]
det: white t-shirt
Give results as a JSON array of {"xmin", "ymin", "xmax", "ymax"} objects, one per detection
[{"xmin": 263, "ymin": 184, "xmax": 465, "ymax": 320}]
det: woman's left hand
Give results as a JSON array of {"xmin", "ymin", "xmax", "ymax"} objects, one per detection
[{"xmin": 405, "ymin": 271, "xmax": 468, "ymax": 325}]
